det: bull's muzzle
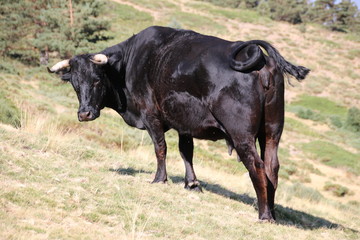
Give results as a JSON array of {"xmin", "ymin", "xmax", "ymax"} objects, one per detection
[{"xmin": 78, "ymin": 111, "xmax": 95, "ymax": 122}]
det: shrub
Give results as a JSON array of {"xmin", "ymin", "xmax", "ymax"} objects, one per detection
[
  {"xmin": 329, "ymin": 115, "xmax": 343, "ymax": 128},
  {"xmin": 346, "ymin": 107, "xmax": 360, "ymax": 132},
  {"xmin": 296, "ymin": 108, "xmax": 323, "ymax": 121},
  {"xmin": 324, "ymin": 182, "xmax": 349, "ymax": 197},
  {"xmin": 0, "ymin": 90, "xmax": 21, "ymax": 128}
]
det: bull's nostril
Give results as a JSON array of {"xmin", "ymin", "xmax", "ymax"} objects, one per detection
[{"xmin": 79, "ymin": 111, "xmax": 92, "ymax": 121}]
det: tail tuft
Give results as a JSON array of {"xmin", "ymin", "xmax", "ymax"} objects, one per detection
[
  {"xmin": 231, "ymin": 40, "xmax": 310, "ymax": 82},
  {"xmin": 280, "ymin": 59, "xmax": 310, "ymax": 81}
]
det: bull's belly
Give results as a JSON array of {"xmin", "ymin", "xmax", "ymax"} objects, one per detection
[
  {"xmin": 161, "ymin": 91, "xmax": 227, "ymax": 140},
  {"xmin": 187, "ymin": 126, "xmax": 226, "ymax": 141}
]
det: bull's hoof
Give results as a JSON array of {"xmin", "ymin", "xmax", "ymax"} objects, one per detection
[
  {"xmin": 258, "ymin": 218, "xmax": 276, "ymax": 224},
  {"xmin": 151, "ymin": 178, "xmax": 167, "ymax": 184},
  {"xmin": 258, "ymin": 214, "xmax": 276, "ymax": 223},
  {"xmin": 185, "ymin": 181, "xmax": 203, "ymax": 192}
]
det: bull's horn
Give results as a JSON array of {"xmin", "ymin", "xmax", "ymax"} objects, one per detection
[
  {"xmin": 47, "ymin": 59, "xmax": 70, "ymax": 73},
  {"xmin": 90, "ymin": 54, "xmax": 108, "ymax": 65}
]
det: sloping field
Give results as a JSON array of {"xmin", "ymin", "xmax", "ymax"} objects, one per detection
[{"xmin": 1, "ymin": 0, "xmax": 359, "ymax": 239}]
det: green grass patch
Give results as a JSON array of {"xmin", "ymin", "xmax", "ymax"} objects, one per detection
[
  {"xmin": 291, "ymin": 95, "xmax": 347, "ymax": 117},
  {"xmin": 170, "ymin": 12, "xmax": 226, "ymax": 33},
  {"xmin": 288, "ymin": 95, "xmax": 349, "ymax": 128},
  {"xmin": 105, "ymin": 2, "xmax": 154, "ymax": 44},
  {"xmin": 301, "ymin": 140, "xmax": 360, "ymax": 175},
  {"xmin": 190, "ymin": 1, "xmax": 270, "ymax": 24},
  {"xmin": 284, "ymin": 117, "xmax": 323, "ymax": 138},
  {"xmin": 125, "ymin": 0, "xmax": 177, "ymax": 10}
]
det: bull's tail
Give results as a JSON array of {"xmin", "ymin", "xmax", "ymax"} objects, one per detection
[{"xmin": 230, "ymin": 40, "xmax": 310, "ymax": 81}]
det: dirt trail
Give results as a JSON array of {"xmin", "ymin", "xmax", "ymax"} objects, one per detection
[{"xmin": 111, "ymin": 0, "xmax": 161, "ymax": 20}]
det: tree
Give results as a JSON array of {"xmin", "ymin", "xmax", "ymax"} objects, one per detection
[
  {"xmin": 0, "ymin": 0, "xmax": 112, "ymax": 65},
  {"xmin": 332, "ymin": 0, "xmax": 358, "ymax": 32},
  {"xmin": 0, "ymin": 0, "xmax": 39, "ymax": 63},
  {"xmin": 265, "ymin": 0, "xmax": 309, "ymax": 24},
  {"xmin": 310, "ymin": 0, "xmax": 336, "ymax": 26},
  {"xmin": 308, "ymin": 0, "xmax": 359, "ymax": 32}
]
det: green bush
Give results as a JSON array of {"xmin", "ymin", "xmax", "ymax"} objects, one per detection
[
  {"xmin": 279, "ymin": 166, "xmax": 296, "ymax": 180},
  {"xmin": 329, "ymin": 115, "xmax": 343, "ymax": 128},
  {"xmin": 296, "ymin": 108, "xmax": 324, "ymax": 121},
  {"xmin": 346, "ymin": 107, "xmax": 360, "ymax": 132},
  {"xmin": 0, "ymin": 61, "xmax": 20, "ymax": 75},
  {"xmin": 0, "ymin": 90, "xmax": 21, "ymax": 128},
  {"xmin": 324, "ymin": 182, "xmax": 349, "ymax": 197}
]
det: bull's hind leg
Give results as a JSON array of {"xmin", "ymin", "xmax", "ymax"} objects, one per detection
[
  {"xmin": 258, "ymin": 132, "xmax": 280, "ymax": 220},
  {"xmin": 258, "ymin": 68, "xmax": 285, "ymax": 220},
  {"xmin": 178, "ymin": 134, "xmax": 202, "ymax": 192},
  {"xmin": 211, "ymin": 85, "xmax": 273, "ymax": 220},
  {"xmin": 235, "ymin": 139, "xmax": 274, "ymax": 221}
]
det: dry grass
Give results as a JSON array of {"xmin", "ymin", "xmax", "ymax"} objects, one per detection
[{"xmin": 1, "ymin": 116, "xmax": 359, "ymax": 239}]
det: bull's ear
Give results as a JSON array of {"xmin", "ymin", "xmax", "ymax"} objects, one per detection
[{"xmin": 61, "ymin": 72, "xmax": 71, "ymax": 81}]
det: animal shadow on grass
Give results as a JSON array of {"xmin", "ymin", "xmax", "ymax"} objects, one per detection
[{"xmin": 111, "ymin": 168, "xmax": 356, "ymax": 232}]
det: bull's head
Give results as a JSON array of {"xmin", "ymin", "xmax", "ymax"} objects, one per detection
[{"xmin": 48, "ymin": 54, "xmax": 109, "ymax": 122}]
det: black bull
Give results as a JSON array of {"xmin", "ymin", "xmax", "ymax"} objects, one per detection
[{"xmin": 48, "ymin": 26, "xmax": 309, "ymax": 221}]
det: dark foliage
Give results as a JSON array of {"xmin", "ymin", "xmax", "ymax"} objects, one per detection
[{"xmin": 0, "ymin": 0, "xmax": 112, "ymax": 65}]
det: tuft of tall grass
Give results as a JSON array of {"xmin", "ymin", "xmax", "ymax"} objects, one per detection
[
  {"xmin": 283, "ymin": 182, "xmax": 324, "ymax": 203},
  {"xmin": 279, "ymin": 164, "xmax": 297, "ymax": 180}
]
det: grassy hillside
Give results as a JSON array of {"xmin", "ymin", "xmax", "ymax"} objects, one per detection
[{"xmin": 1, "ymin": 0, "xmax": 360, "ymax": 239}]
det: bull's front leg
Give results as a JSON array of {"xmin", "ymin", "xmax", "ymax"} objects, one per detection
[
  {"xmin": 151, "ymin": 133, "xmax": 167, "ymax": 183},
  {"xmin": 178, "ymin": 134, "xmax": 202, "ymax": 192},
  {"xmin": 152, "ymin": 138, "xmax": 167, "ymax": 183},
  {"xmin": 145, "ymin": 121, "xmax": 168, "ymax": 183}
]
